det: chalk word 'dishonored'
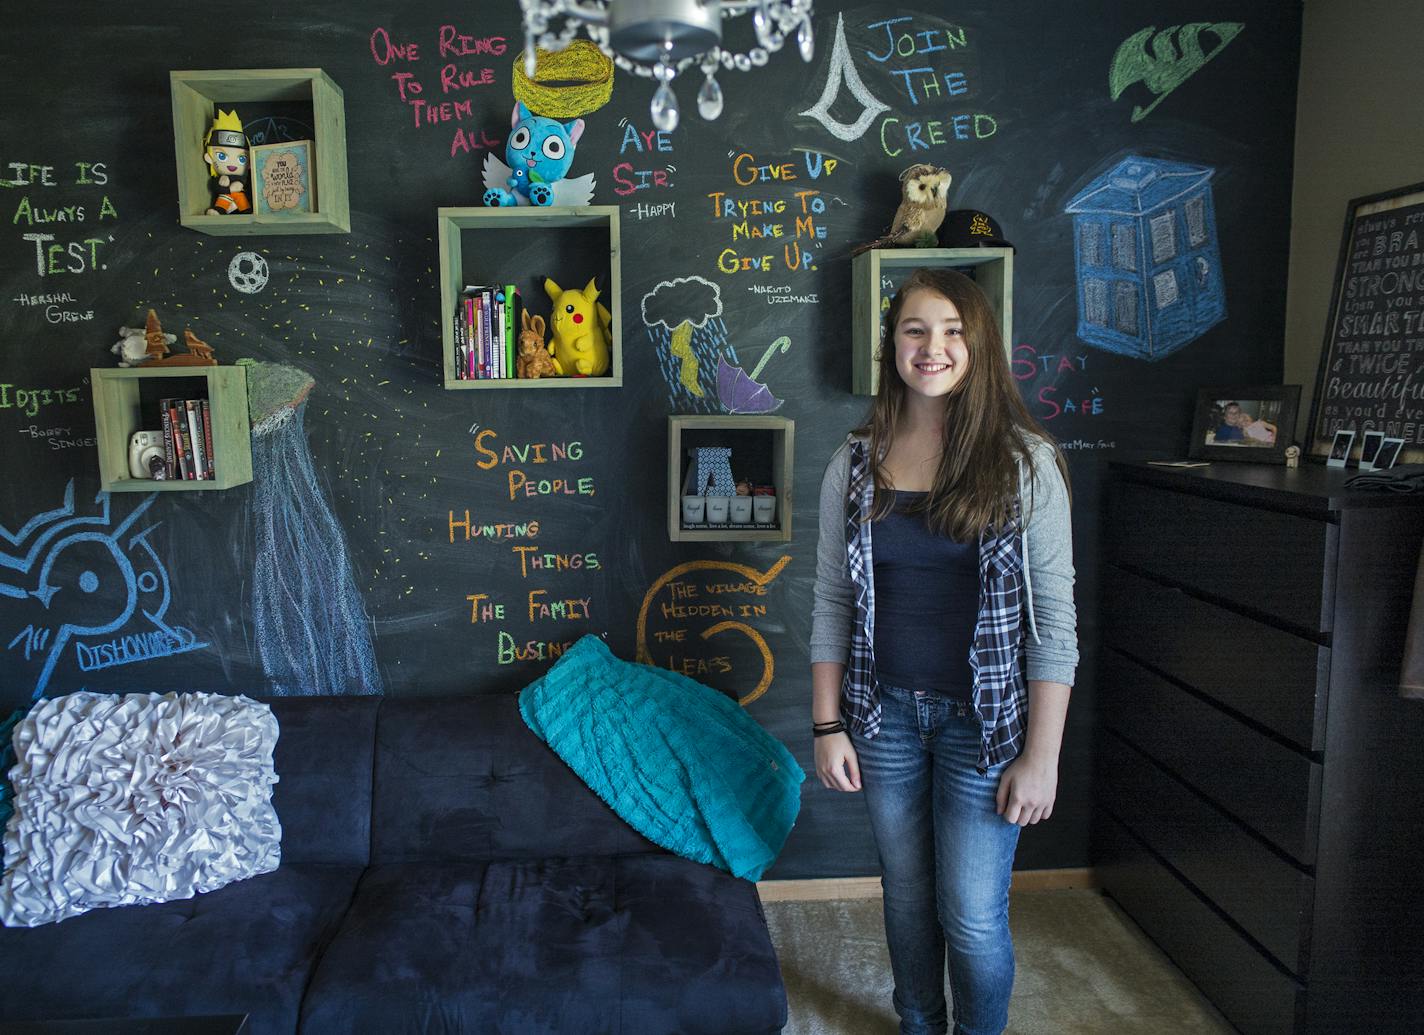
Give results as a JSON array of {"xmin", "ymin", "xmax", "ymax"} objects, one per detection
[{"xmin": 1, "ymin": 481, "xmax": 205, "ymax": 699}]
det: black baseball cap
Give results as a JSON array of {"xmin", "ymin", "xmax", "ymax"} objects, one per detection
[{"xmin": 939, "ymin": 209, "xmax": 1014, "ymax": 251}]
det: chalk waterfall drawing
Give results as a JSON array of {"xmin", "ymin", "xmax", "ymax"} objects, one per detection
[
  {"xmin": 1, "ymin": 481, "xmax": 204, "ymax": 700},
  {"xmin": 241, "ymin": 359, "xmax": 382, "ymax": 695}
]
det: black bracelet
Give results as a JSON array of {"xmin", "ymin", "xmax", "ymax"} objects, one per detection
[{"xmin": 812, "ymin": 721, "xmax": 846, "ymax": 737}]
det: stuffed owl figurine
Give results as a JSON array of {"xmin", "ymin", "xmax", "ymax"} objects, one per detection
[{"xmin": 851, "ymin": 164, "xmax": 952, "ymax": 255}]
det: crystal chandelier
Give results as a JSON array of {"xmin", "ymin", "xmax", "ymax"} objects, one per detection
[{"xmin": 518, "ymin": 0, "xmax": 815, "ymax": 132}]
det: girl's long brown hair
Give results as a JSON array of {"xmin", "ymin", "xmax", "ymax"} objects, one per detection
[{"xmin": 853, "ymin": 267, "xmax": 1069, "ymax": 540}]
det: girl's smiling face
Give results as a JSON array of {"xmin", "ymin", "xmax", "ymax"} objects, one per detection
[{"xmin": 892, "ymin": 289, "xmax": 970, "ymax": 400}]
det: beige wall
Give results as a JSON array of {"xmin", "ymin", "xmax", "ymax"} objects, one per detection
[{"xmin": 1287, "ymin": 0, "xmax": 1424, "ymax": 440}]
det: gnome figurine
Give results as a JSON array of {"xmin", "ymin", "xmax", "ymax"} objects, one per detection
[{"xmin": 204, "ymin": 109, "xmax": 251, "ymax": 215}]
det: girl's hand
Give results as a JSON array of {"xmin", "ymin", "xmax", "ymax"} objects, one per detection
[
  {"xmin": 995, "ymin": 750, "xmax": 1057, "ymax": 826},
  {"xmin": 815, "ymin": 733, "xmax": 862, "ymax": 792}
]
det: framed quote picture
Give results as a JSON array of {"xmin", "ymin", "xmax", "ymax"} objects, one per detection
[
  {"xmin": 1188, "ymin": 385, "xmax": 1300, "ymax": 464},
  {"xmin": 251, "ymin": 139, "xmax": 317, "ymax": 216},
  {"xmin": 1306, "ymin": 181, "xmax": 1424, "ymax": 464}
]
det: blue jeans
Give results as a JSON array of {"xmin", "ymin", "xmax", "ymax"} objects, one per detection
[{"xmin": 853, "ymin": 684, "xmax": 1021, "ymax": 1035}]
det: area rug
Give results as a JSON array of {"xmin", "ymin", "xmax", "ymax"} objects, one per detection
[{"xmin": 761, "ymin": 889, "xmax": 1235, "ymax": 1035}]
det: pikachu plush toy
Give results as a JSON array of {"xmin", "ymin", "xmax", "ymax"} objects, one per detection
[{"xmin": 543, "ymin": 276, "xmax": 612, "ymax": 377}]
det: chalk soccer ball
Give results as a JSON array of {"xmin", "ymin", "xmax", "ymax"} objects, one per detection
[{"xmin": 129, "ymin": 431, "xmax": 168, "ymax": 480}]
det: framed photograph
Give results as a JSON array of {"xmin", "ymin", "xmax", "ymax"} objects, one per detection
[
  {"xmin": 1377, "ymin": 437, "xmax": 1405, "ymax": 470},
  {"xmin": 1359, "ymin": 430, "xmax": 1386, "ymax": 470},
  {"xmin": 1187, "ymin": 385, "xmax": 1301, "ymax": 464},
  {"xmin": 1306, "ymin": 181, "xmax": 1424, "ymax": 464},
  {"xmin": 1327, "ymin": 429, "xmax": 1355, "ymax": 468},
  {"xmin": 250, "ymin": 139, "xmax": 317, "ymax": 216}
]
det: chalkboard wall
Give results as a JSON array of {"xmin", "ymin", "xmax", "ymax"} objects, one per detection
[{"xmin": 0, "ymin": 1, "xmax": 1302, "ymax": 878}]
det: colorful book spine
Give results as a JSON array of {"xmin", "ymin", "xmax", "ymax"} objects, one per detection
[
  {"xmin": 474, "ymin": 294, "xmax": 485, "ymax": 378},
  {"xmin": 480, "ymin": 289, "xmax": 493, "ymax": 379},
  {"xmin": 168, "ymin": 399, "xmax": 191, "ymax": 480},
  {"xmin": 493, "ymin": 290, "xmax": 505, "ymax": 377},
  {"xmin": 200, "ymin": 400, "xmax": 216, "ymax": 479},
  {"xmin": 469, "ymin": 284, "xmax": 492, "ymax": 378},
  {"xmin": 158, "ymin": 398, "xmax": 176, "ymax": 479},
  {"xmin": 185, "ymin": 400, "xmax": 206, "ymax": 481},
  {"xmin": 503, "ymin": 284, "xmax": 517, "ymax": 376},
  {"xmin": 454, "ymin": 302, "xmax": 465, "ymax": 380},
  {"xmin": 466, "ymin": 295, "xmax": 478, "ymax": 378}
]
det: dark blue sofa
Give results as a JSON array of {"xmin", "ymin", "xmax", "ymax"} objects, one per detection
[{"xmin": 0, "ymin": 695, "xmax": 789, "ymax": 1033}]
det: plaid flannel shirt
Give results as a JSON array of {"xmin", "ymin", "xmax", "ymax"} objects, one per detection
[{"xmin": 843, "ymin": 438, "xmax": 1029, "ymax": 773}]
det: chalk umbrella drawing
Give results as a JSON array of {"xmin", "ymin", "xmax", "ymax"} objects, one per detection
[
  {"xmin": 240, "ymin": 359, "xmax": 382, "ymax": 696},
  {"xmin": 717, "ymin": 336, "xmax": 791, "ymax": 413},
  {"xmin": 0, "ymin": 481, "xmax": 204, "ymax": 700}
]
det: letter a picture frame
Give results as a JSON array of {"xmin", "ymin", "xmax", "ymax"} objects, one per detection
[{"xmin": 1306, "ymin": 180, "xmax": 1424, "ymax": 464}]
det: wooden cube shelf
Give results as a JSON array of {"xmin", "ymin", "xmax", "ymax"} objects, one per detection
[
  {"xmin": 668, "ymin": 416, "xmax": 793, "ymax": 542},
  {"xmin": 851, "ymin": 247, "xmax": 1014, "ymax": 395},
  {"xmin": 437, "ymin": 206, "xmax": 622, "ymax": 389},
  {"xmin": 170, "ymin": 68, "xmax": 350, "ymax": 235},
  {"xmin": 91, "ymin": 366, "xmax": 252, "ymax": 492}
]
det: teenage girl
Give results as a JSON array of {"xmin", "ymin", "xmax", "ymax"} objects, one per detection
[{"xmin": 810, "ymin": 267, "xmax": 1079, "ymax": 1035}]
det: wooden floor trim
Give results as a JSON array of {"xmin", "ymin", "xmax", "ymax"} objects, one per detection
[{"xmin": 756, "ymin": 868, "xmax": 1099, "ymax": 902}]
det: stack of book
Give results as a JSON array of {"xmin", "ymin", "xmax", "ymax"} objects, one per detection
[
  {"xmin": 158, "ymin": 397, "xmax": 216, "ymax": 480},
  {"xmin": 454, "ymin": 284, "xmax": 519, "ymax": 380}
]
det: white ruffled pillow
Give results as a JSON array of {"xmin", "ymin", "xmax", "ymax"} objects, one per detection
[{"xmin": 0, "ymin": 691, "xmax": 281, "ymax": 927}]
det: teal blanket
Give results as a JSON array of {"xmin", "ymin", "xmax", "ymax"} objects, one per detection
[{"xmin": 518, "ymin": 635, "xmax": 804, "ymax": 881}]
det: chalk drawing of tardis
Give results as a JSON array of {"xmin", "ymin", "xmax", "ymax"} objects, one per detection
[{"xmin": 1065, "ymin": 155, "xmax": 1226, "ymax": 360}]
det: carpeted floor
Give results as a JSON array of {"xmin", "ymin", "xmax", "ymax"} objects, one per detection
[{"xmin": 762, "ymin": 889, "xmax": 1236, "ymax": 1034}]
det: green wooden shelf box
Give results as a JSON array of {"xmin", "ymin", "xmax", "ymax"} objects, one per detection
[
  {"xmin": 437, "ymin": 206, "xmax": 622, "ymax": 390},
  {"xmin": 851, "ymin": 247, "xmax": 1014, "ymax": 396},
  {"xmin": 668, "ymin": 415, "xmax": 794, "ymax": 543},
  {"xmin": 91, "ymin": 366, "xmax": 253, "ymax": 492},
  {"xmin": 170, "ymin": 68, "xmax": 350, "ymax": 235}
]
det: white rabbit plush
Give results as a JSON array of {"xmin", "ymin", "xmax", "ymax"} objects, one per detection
[{"xmin": 111, "ymin": 325, "xmax": 173, "ymax": 367}]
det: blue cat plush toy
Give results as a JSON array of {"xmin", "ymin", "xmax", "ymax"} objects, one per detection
[{"xmin": 482, "ymin": 102, "xmax": 591, "ymax": 207}]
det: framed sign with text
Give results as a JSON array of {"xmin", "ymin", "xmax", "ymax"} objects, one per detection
[{"xmin": 1308, "ymin": 181, "xmax": 1424, "ymax": 464}]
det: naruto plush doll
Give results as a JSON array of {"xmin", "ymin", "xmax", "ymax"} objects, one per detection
[{"xmin": 204, "ymin": 109, "xmax": 250, "ymax": 215}]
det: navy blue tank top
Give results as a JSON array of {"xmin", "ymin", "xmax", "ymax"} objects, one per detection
[{"xmin": 871, "ymin": 490, "xmax": 978, "ymax": 699}]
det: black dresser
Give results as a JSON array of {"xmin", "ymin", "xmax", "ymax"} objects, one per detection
[{"xmin": 1095, "ymin": 461, "xmax": 1424, "ymax": 1034}]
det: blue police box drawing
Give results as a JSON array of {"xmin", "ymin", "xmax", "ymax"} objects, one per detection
[{"xmin": 1065, "ymin": 155, "xmax": 1226, "ymax": 360}]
